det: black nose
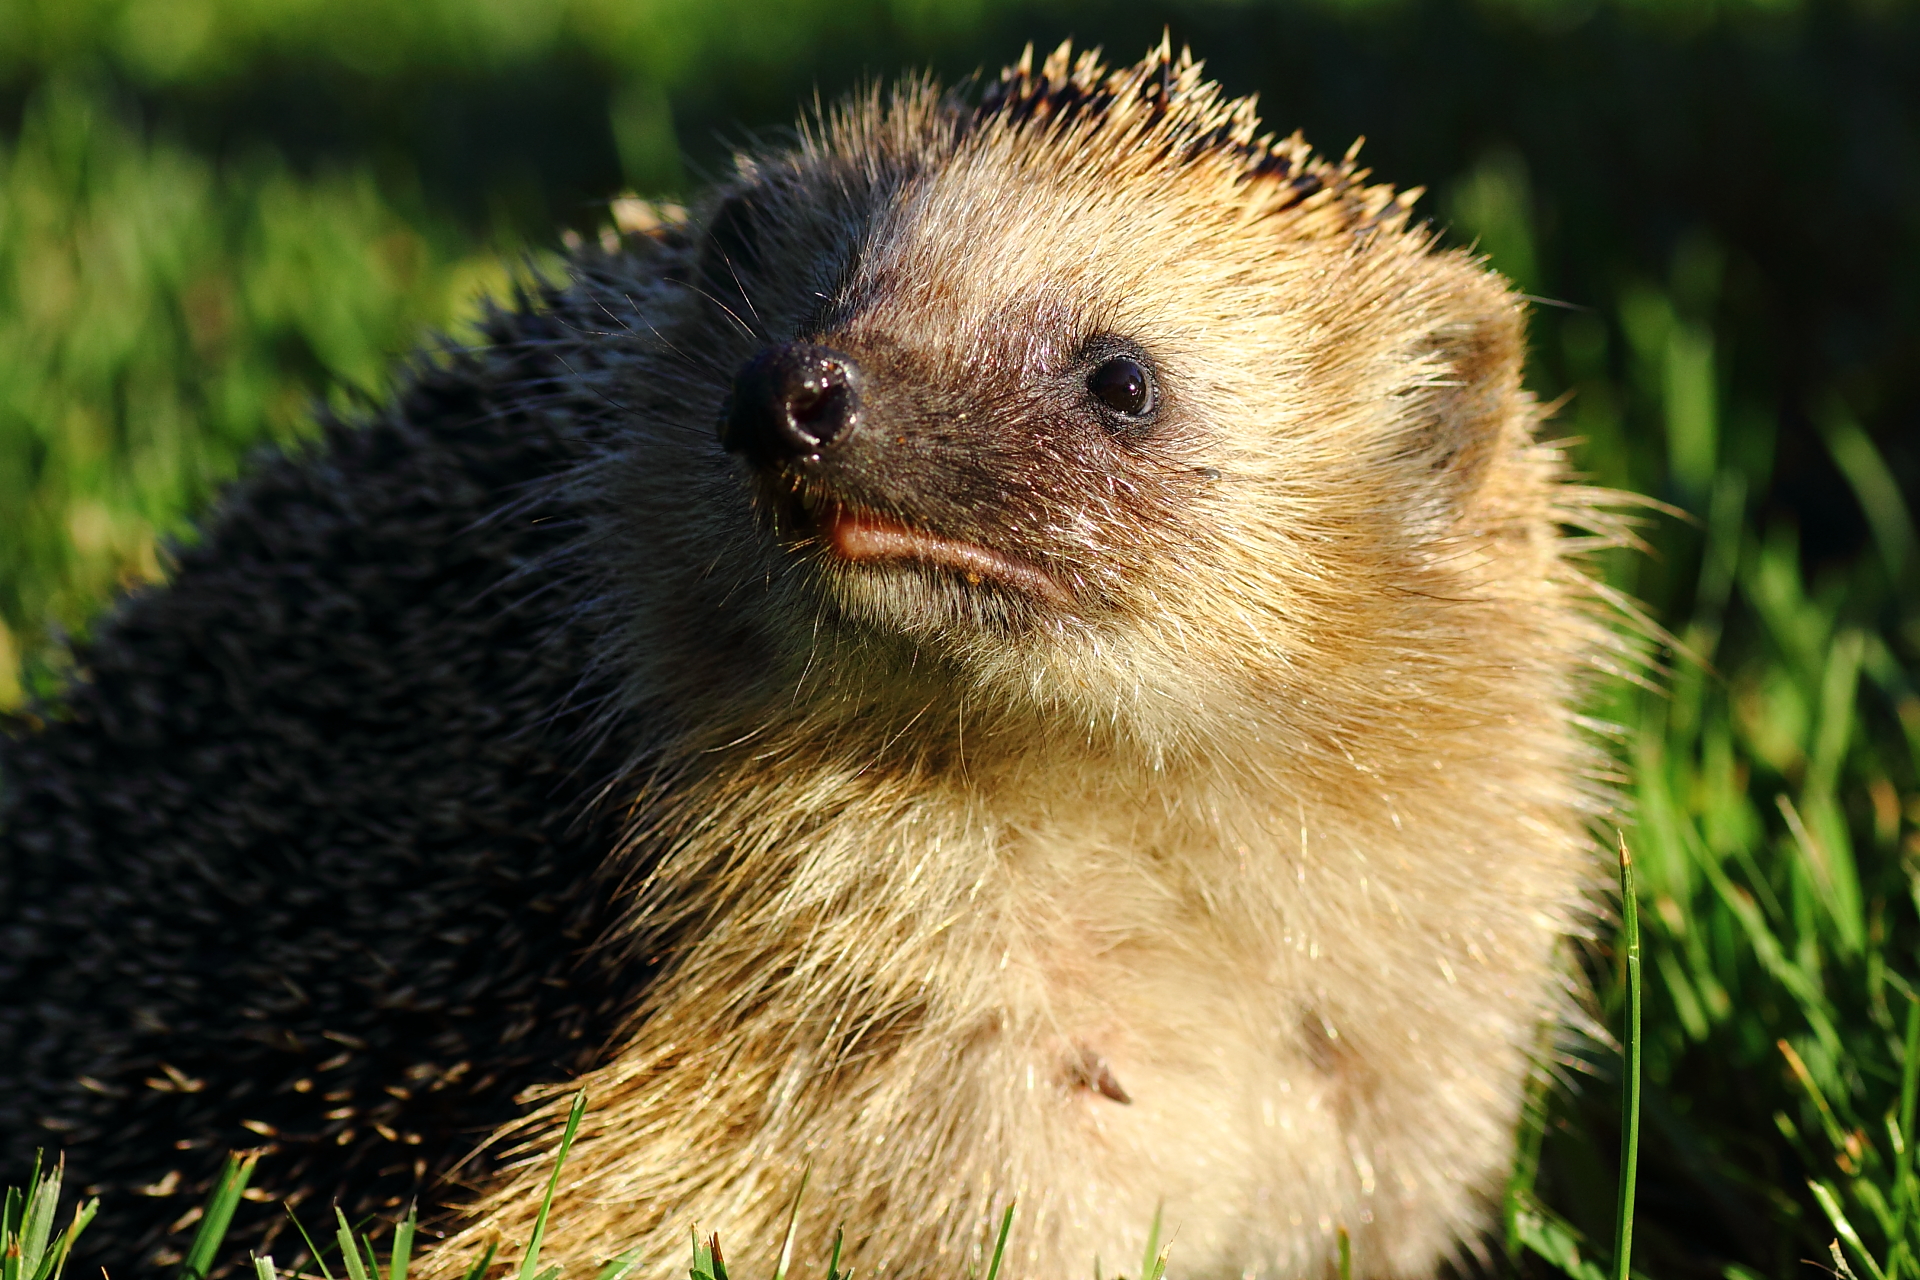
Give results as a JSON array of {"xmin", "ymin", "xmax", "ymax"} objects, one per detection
[{"xmin": 721, "ymin": 344, "xmax": 862, "ymax": 462}]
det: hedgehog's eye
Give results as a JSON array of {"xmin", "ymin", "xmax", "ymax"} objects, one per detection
[{"xmin": 1087, "ymin": 357, "xmax": 1155, "ymax": 420}]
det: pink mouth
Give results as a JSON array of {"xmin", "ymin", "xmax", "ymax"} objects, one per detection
[{"xmin": 820, "ymin": 504, "xmax": 1072, "ymax": 607}]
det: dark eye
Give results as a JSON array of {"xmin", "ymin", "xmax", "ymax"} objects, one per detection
[{"xmin": 1087, "ymin": 356, "xmax": 1155, "ymax": 420}]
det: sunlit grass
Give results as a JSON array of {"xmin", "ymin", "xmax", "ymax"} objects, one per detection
[
  {"xmin": 0, "ymin": 80, "xmax": 544, "ymax": 705},
  {"xmin": 1, "ymin": 1154, "xmax": 96, "ymax": 1280},
  {"xmin": 1, "ymin": 1098, "xmax": 1026, "ymax": 1280}
]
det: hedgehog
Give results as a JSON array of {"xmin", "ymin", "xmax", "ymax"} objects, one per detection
[{"xmin": 0, "ymin": 39, "xmax": 1620, "ymax": 1280}]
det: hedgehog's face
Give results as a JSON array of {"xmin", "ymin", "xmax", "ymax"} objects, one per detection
[
  {"xmin": 706, "ymin": 196, "xmax": 1216, "ymax": 643},
  {"xmin": 647, "ymin": 58, "xmax": 1537, "ymax": 750}
]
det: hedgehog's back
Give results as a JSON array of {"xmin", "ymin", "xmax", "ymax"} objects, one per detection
[{"xmin": 0, "ymin": 298, "xmax": 646, "ymax": 1274}]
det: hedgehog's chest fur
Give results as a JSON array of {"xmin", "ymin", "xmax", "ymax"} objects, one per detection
[{"xmin": 460, "ymin": 734, "xmax": 1575, "ymax": 1280}]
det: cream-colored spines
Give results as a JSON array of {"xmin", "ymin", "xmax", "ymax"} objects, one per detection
[{"xmin": 433, "ymin": 38, "xmax": 1615, "ymax": 1280}]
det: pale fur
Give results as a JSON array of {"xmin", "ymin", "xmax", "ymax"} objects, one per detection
[{"xmin": 429, "ymin": 40, "xmax": 1623, "ymax": 1280}]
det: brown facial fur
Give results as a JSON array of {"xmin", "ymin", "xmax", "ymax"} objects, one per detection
[{"xmin": 438, "ymin": 40, "xmax": 1622, "ymax": 1280}]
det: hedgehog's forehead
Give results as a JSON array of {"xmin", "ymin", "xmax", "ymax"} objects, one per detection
[{"xmin": 821, "ymin": 147, "xmax": 1246, "ymax": 345}]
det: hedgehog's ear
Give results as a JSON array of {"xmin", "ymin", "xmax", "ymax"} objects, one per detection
[{"xmin": 1398, "ymin": 278, "xmax": 1528, "ymax": 514}]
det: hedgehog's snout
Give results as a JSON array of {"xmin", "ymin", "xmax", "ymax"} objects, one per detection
[{"xmin": 721, "ymin": 343, "xmax": 862, "ymax": 465}]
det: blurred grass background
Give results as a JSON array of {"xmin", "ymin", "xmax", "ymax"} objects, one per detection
[{"xmin": 1, "ymin": 0, "xmax": 1917, "ymax": 1276}]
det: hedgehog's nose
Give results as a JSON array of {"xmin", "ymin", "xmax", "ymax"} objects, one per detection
[{"xmin": 721, "ymin": 344, "xmax": 862, "ymax": 463}]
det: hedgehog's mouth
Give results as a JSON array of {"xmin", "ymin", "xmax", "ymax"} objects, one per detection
[{"xmin": 786, "ymin": 492, "xmax": 1072, "ymax": 607}]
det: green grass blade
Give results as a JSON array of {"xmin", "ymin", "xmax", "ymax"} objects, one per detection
[
  {"xmin": 1901, "ymin": 996, "xmax": 1920, "ymax": 1152},
  {"xmin": 1814, "ymin": 1180, "xmax": 1889, "ymax": 1280},
  {"xmin": 1693, "ymin": 848, "xmax": 1844, "ymax": 1054},
  {"xmin": 390, "ymin": 1206, "xmax": 417, "ymax": 1280},
  {"xmin": 334, "ymin": 1208, "xmax": 371, "ymax": 1280},
  {"xmin": 1781, "ymin": 1038, "xmax": 1855, "ymax": 1155},
  {"xmin": 518, "ymin": 1091, "xmax": 588, "ymax": 1280},
  {"xmin": 1505, "ymin": 1059, "xmax": 1551, "ymax": 1258},
  {"xmin": 286, "ymin": 1208, "xmax": 335, "ymax": 1280},
  {"xmin": 181, "ymin": 1152, "xmax": 261, "ymax": 1280},
  {"xmin": 253, "ymin": 1256, "xmax": 278, "ymax": 1280},
  {"xmin": 1139, "ymin": 1203, "xmax": 1161, "ymax": 1280},
  {"xmin": 1821, "ymin": 407, "xmax": 1918, "ymax": 586},
  {"xmin": 592, "ymin": 1246, "xmax": 643, "ymax": 1280},
  {"xmin": 17, "ymin": 1165, "xmax": 57, "ymax": 1280},
  {"xmin": 4, "ymin": 1179, "xmax": 23, "ymax": 1245},
  {"xmin": 1892, "ymin": 1000, "xmax": 1920, "ymax": 1280},
  {"xmin": 1612, "ymin": 838, "xmax": 1643, "ymax": 1280},
  {"xmin": 1859, "ymin": 1180, "xmax": 1900, "ymax": 1239},
  {"xmin": 1337, "ymin": 1227, "xmax": 1352, "ymax": 1280},
  {"xmin": 826, "ymin": 1227, "xmax": 845, "ymax": 1280},
  {"xmin": 1505, "ymin": 1057, "xmax": 1555, "ymax": 1262},
  {"xmin": 771, "ymin": 1166, "xmax": 810, "ymax": 1280},
  {"xmin": 460, "ymin": 1240, "xmax": 499, "ymax": 1280},
  {"xmin": 984, "ymin": 1203, "xmax": 1015, "ymax": 1280},
  {"xmin": 1510, "ymin": 1198, "xmax": 1608, "ymax": 1280},
  {"xmin": 5, "ymin": 1155, "xmax": 87, "ymax": 1280},
  {"xmin": 48, "ymin": 1199, "xmax": 98, "ymax": 1280},
  {"xmin": 4, "ymin": 1172, "xmax": 23, "ymax": 1280}
]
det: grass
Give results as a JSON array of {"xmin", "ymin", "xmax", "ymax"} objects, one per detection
[
  {"xmin": 1612, "ymin": 843, "xmax": 1643, "ymax": 1280},
  {"xmin": 0, "ymin": 1097, "xmax": 1020, "ymax": 1280},
  {"xmin": 1553, "ymin": 405, "xmax": 1920, "ymax": 1277},
  {"xmin": 1503, "ymin": 846, "xmax": 1645, "ymax": 1280},
  {"xmin": 0, "ymin": 78, "xmax": 543, "ymax": 705},
  {"xmin": 1, "ymin": 1155, "xmax": 95, "ymax": 1280}
]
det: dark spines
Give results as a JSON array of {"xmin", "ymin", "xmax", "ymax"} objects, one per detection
[
  {"xmin": 971, "ymin": 41, "xmax": 1372, "ymax": 227},
  {"xmin": 975, "ymin": 46, "xmax": 1140, "ymax": 137},
  {"xmin": 0, "ymin": 283, "xmax": 659, "ymax": 1275}
]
